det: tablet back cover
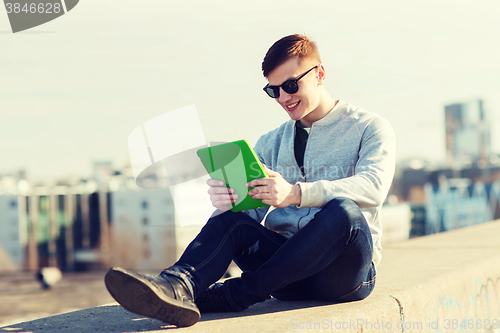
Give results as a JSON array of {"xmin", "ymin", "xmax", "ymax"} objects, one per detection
[{"xmin": 197, "ymin": 140, "xmax": 269, "ymax": 212}]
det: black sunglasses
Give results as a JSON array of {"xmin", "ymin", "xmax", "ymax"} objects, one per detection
[{"xmin": 263, "ymin": 66, "xmax": 318, "ymax": 98}]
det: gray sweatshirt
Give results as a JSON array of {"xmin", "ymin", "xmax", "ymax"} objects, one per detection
[{"xmin": 244, "ymin": 100, "xmax": 396, "ymax": 266}]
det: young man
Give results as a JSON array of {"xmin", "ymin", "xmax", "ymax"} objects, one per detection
[{"xmin": 105, "ymin": 34, "xmax": 396, "ymax": 327}]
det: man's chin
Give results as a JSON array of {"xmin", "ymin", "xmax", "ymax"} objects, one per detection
[{"xmin": 284, "ymin": 109, "xmax": 302, "ymax": 121}]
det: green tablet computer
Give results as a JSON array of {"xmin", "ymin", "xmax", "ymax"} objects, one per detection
[{"xmin": 196, "ymin": 140, "xmax": 269, "ymax": 212}]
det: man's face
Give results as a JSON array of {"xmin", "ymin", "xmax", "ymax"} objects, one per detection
[{"xmin": 266, "ymin": 57, "xmax": 322, "ymax": 126}]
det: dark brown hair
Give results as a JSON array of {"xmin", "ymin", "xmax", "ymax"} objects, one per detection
[{"xmin": 262, "ymin": 34, "xmax": 321, "ymax": 77}]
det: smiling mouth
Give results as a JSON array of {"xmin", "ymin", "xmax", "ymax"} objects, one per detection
[{"xmin": 286, "ymin": 101, "xmax": 300, "ymax": 109}]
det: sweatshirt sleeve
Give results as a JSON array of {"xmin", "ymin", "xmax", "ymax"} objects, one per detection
[{"xmin": 297, "ymin": 117, "xmax": 396, "ymax": 209}]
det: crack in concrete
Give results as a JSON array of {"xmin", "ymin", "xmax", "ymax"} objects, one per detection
[{"xmin": 390, "ymin": 295, "xmax": 405, "ymax": 333}]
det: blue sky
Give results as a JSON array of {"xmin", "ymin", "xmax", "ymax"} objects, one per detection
[{"xmin": 1, "ymin": 0, "xmax": 499, "ymax": 180}]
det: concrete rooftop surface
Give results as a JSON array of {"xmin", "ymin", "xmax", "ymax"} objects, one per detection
[{"xmin": 1, "ymin": 220, "xmax": 500, "ymax": 333}]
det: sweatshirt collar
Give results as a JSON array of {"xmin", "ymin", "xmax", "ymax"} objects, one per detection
[{"xmin": 311, "ymin": 99, "xmax": 347, "ymax": 127}]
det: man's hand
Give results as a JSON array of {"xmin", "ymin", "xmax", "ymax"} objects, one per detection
[
  {"xmin": 207, "ymin": 179, "xmax": 238, "ymax": 212},
  {"xmin": 247, "ymin": 165, "xmax": 301, "ymax": 208}
]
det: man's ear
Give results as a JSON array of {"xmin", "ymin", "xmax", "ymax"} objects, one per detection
[{"xmin": 317, "ymin": 64, "xmax": 326, "ymax": 85}]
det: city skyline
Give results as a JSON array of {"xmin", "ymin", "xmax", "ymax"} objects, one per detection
[{"xmin": 1, "ymin": 0, "xmax": 500, "ymax": 181}]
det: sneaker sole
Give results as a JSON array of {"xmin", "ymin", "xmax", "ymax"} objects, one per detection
[{"xmin": 104, "ymin": 267, "xmax": 200, "ymax": 327}]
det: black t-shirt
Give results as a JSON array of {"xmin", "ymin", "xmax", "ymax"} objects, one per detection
[{"xmin": 294, "ymin": 121, "xmax": 309, "ymax": 176}]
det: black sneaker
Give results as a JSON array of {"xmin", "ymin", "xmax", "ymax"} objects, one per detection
[
  {"xmin": 104, "ymin": 267, "xmax": 200, "ymax": 327},
  {"xmin": 195, "ymin": 282, "xmax": 239, "ymax": 313}
]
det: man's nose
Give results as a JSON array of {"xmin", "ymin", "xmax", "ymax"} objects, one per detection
[{"xmin": 277, "ymin": 88, "xmax": 291, "ymax": 103}]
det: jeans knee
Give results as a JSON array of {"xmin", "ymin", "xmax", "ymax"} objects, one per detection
[
  {"xmin": 327, "ymin": 197, "xmax": 360, "ymax": 215},
  {"xmin": 207, "ymin": 211, "xmax": 254, "ymax": 228},
  {"xmin": 318, "ymin": 198, "xmax": 364, "ymax": 225}
]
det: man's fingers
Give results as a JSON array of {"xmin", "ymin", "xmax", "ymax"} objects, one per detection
[
  {"xmin": 207, "ymin": 178, "xmax": 240, "ymax": 210},
  {"xmin": 210, "ymin": 193, "xmax": 238, "ymax": 201},
  {"xmin": 208, "ymin": 186, "xmax": 235, "ymax": 195},
  {"xmin": 207, "ymin": 179, "xmax": 225, "ymax": 186},
  {"xmin": 212, "ymin": 194, "xmax": 238, "ymax": 210},
  {"xmin": 247, "ymin": 177, "xmax": 273, "ymax": 188},
  {"xmin": 248, "ymin": 184, "xmax": 274, "ymax": 197},
  {"xmin": 248, "ymin": 179, "xmax": 280, "ymax": 194},
  {"xmin": 262, "ymin": 164, "xmax": 278, "ymax": 176},
  {"xmin": 247, "ymin": 166, "xmax": 281, "ymax": 188}
]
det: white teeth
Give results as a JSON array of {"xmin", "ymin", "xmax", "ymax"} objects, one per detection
[{"xmin": 287, "ymin": 102, "xmax": 299, "ymax": 109}]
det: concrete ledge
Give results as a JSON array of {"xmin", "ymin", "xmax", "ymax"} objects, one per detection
[{"xmin": 2, "ymin": 220, "xmax": 500, "ymax": 333}]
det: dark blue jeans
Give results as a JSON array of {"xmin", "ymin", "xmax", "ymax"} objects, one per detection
[{"xmin": 162, "ymin": 197, "xmax": 376, "ymax": 311}]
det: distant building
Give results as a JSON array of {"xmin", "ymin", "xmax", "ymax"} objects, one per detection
[
  {"xmin": 93, "ymin": 161, "xmax": 114, "ymax": 186},
  {"xmin": 110, "ymin": 186, "xmax": 207, "ymax": 271},
  {"xmin": 0, "ymin": 195, "xmax": 24, "ymax": 270},
  {"xmin": 390, "ymin": 161, "xmax": 500, "ymax": 238},
  {"xmin": 0, "ymin": 172, "xmax": 213, "ymax": 272},
  {"xmin": 445, "ymin": 99, "xmax": 491, "ymax": 168}
]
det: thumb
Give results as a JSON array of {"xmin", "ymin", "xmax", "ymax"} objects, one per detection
[{"xmin": 262, "ymin": 164, "xmax": 276, "ymax": 176}]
